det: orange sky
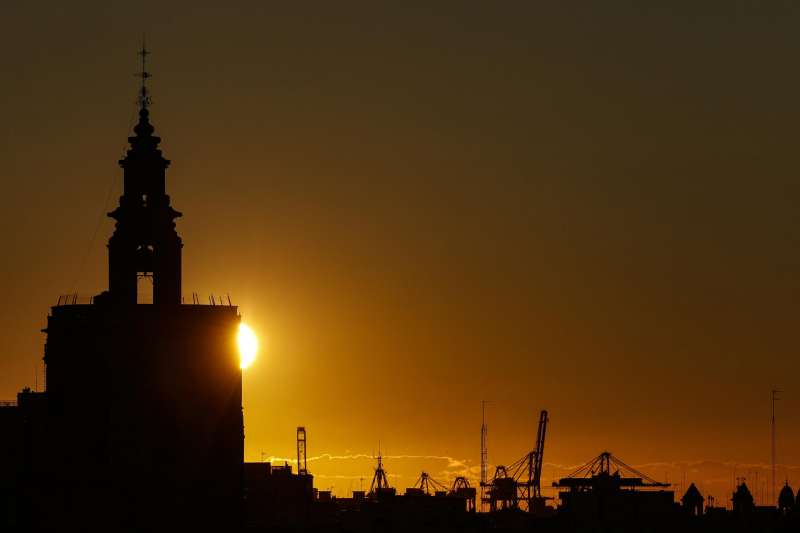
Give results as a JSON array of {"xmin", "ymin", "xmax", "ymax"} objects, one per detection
[{"xmin": 2, "ymin": 1, "xmax": 799, "ymax": 506}]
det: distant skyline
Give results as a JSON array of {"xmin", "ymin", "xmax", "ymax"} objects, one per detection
[{"xmin": 2, "ymin": 1, "xmax": 799, "ymax": 503}]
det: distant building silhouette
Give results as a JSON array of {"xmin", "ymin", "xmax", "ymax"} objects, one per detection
[
  {"xmin": 732, "ymin": 481, "xmax": 755, "ymax": 513},
  {"xmin": 778, "ymin": 481, "xmax": 795, "ymax": 514},
  {"xmin": 0, "ymin": 52, "xmax": 243, "ymax": 532},
  {"xmin": 243, "ymin": 462, "xmax": 313, "ymax": 530},
  {"xmin": 681, "ymin": 483, "xmax": 704, "ymax": 516}
]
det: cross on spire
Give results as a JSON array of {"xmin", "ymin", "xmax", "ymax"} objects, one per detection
[{"xmin": 137, "ymin": 37, "xmax": 151, "ymax": 109}]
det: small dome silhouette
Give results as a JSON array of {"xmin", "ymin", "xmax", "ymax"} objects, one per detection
[
  {"xmin": 732, "ymin": 482, "xmax": 754, "ymax": 512},
  {"xmin": 778, "ymin": 481, "xmax": 794, "ymax": 510}
]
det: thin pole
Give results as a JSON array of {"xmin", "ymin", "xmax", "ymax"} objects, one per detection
[
  {"xmin": 480, "ymin": 400, "xmax": 487, "ymax": 513},
  {"xmin": 771, "ymin": 389, "xmax": 780, "ymax": 506}
]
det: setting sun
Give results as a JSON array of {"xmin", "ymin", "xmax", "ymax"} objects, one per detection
[{"xmin": 237, "ymin": 323, "xmax": 258, "ymax": 369}]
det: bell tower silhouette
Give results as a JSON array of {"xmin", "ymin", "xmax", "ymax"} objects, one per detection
[
  {"xmin": 0, "ymin": 44, "xmax": 245, "ymax": 532},
  {"xmin": 106, "ymin": 44, "xmax": 182, "ymax": 305}
]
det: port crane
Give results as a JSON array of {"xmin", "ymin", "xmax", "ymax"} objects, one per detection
[
  {"xmin": 449, "ymin": 477, "xmax": 476, "ymax": 512},
  {"xmin": 412, "ymin": 471, "xmax": 449, "ymax": 495},
  {"xmin": 406, "ymin": 473, "xmax": 476, "ymax": 513},
  {"xmin": 553, "ymin": 451, "xmax": 669, "ymax": 491},
  {"xmin": 481, "ymin": 410, "xmax": 549, "ymax": 512},
  {"xmin": 368, "ymin": 451, "xmax": 396, "ymax": 499}
]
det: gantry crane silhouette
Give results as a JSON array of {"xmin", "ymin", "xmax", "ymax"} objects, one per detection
[{"xmin": 481, "ymin": 410, "xmax": 549, "ymax": 512}]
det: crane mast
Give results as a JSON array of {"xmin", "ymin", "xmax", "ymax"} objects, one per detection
[{"xmin": 532, "ymin": 410, "xmax": 548, "ymax": 499}]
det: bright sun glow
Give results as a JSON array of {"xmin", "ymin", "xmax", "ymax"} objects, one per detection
[{"xmin": 237, "ymin": 323, "xmax": 258, "ymax": 369}]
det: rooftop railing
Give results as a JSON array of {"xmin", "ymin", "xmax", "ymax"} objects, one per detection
[
  {"xmin": 186, "ymin": 293, "xmax": 235, "ymax": 306},
  {"xmin": 0, "ymin": 400, "xmax": 17, "ymax": 407},
  {"xmin": 54, "ymin": 293, "xmax": 235, "ymax": 307},
  {"xmin": 56, "ymin": 294, "xmax": 95, "ymax": 306}
]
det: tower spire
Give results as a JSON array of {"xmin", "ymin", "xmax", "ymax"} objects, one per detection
[
  {"xmin": 97, "ymin": 40, "xmax": 183, "ymax": 306},
  {"xmin": 137, "ymin": 36, "xmax": 151, "ymax": 110}
]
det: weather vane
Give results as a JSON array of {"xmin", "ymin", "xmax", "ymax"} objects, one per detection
[{"xmin": 137, "ymin": 36, "xmax": 151, "ymax": 109}]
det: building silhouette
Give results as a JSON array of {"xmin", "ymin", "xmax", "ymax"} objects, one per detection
[
  {"xmin": 732, "ymin": 481, "xmax": 755, "ymax": 513},
  {"xmin": 778, "ymin": 481, "xmax": 795, "ymax": 514},
  {"xmin": 681, "ymin": 483, "xmax": 704, "ymax": 516},
  {"xmin": 0, "ymin": 71, "xmax": 243, "ymax": 532},
  {"xmin": 243, "ymin": 461, "xmax": 314, "ymax": 530}
]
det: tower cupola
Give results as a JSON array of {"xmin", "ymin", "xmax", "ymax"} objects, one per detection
[{"xmin": 101, "ymin": 45, "xmax": 182, "ymax": 305}]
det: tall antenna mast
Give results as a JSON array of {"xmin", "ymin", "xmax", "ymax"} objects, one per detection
[
  {"xmin": 771, "ymin": 389, "xmax": 780, "ymax": 506},
  {"xmin": 137, "ymin": 36, "xmax": 152, "ymax": 109},
  {"xmin": 480, "ymin": 400, "xmax": 487, "ymax": 512}
]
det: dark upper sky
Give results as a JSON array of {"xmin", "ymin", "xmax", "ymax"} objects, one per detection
[{"xmin": 2, "ymin": 1, "xmax": 799, "ymax": 500}]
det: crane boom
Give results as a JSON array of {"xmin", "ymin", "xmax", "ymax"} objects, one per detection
[{"xmin": 532, "ymin": 410, "xmax": 548, "ymax": 498}]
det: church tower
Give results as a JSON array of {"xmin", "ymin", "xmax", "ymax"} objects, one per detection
[
  {"xmin": 103, "ymin": 46, "xmax": 182, "ymax": 305},
  {"xmin": 0, "ymin": 46, "xmax": 245, "ymax": 532}
]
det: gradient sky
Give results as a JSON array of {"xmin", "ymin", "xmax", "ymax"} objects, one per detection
[{"xmin": 2, "ymin": 1, "xmax": 799, "ymax": 505}]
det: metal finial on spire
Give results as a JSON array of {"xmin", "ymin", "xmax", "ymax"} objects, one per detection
[{"xmin": 137, "ymin": 36, "xmax": 151, "ymax": 109}]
